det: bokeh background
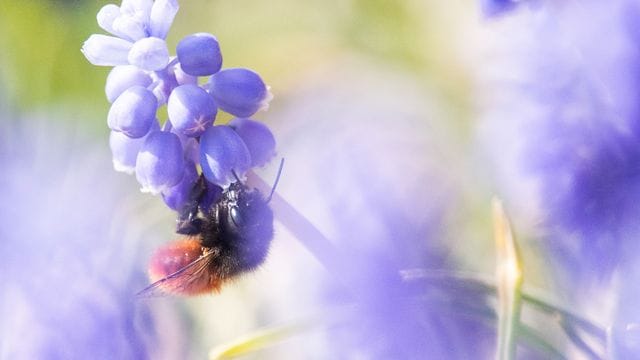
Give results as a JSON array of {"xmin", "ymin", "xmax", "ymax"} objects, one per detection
[{"xmin": 2, "ymin": 0, "xmax": 637, "ymax": 358}]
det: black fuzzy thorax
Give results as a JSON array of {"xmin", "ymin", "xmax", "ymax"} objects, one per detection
[{"xmin": 201, "ymin": 182, "xmax": 274, "ymax": 278}]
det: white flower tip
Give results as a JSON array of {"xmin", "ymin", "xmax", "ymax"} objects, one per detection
[
  {"xmin": 97, "ymin": 4, "xmax": 121, "ymax": 34},
  {"xmin": 139, "ymin": 185, "xmax": 162, "ymax": 195},
  {"xmin": 112, "ymin": 160, "xmax": 136, "ymax": 175},
  {"xmin": 259, "ymin": 86, "xmax": 274, "ymax": 112},
  {"xmin": 128, "ymin": 37, "xmax": 169, "ymax": 71},
  {"xmin": 82, "ymin": 34, "xmax": 132, "ymax": 66}
]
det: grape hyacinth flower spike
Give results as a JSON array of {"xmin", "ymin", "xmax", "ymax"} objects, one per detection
[
  {"xmin": 83, "ymin": 0, "xmax": 276, "ymax": 217},
  {"xmin": 82, "ymin": 0, "xmax": 178, "ymax": 70}
]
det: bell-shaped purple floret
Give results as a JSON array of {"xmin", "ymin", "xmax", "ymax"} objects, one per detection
[
  {"xmin": 229, "ymin": 118, "xmax": 276, "ymax": 167},
  {"xmin": 150, "ymin": 0, "xmax": 179, "ymax": 39},
  {"xmin": 128, "ymin": 37, "xmax": 169, "ymax": 71},
  {"xmin": 105, "ymin": 65, "xmax": 152, "ymax": 103},
  {"xmin": 81, "ymin": 34, "xmax": 132, "ymax": 66},
  {"xmin": 200, "ymin": 125, "xmax": 251, "ymax": 187},
  {"xmin": 136, "ymin": 130, "xmax": 185, "ymax": 194},
  {"xmin": 170, "ymin": 125, "xmax": 200, "ymax": 164},
  {"xmin": 162, "ymin": 161, "xmax": 198, "ymax": 210},
  {"xmin": 108, "ymin": 85, "xmax": 157, "ymax": 138},
  {"xmin": 176, "ymin": 33, "xmax": 222, "ymax": 76},
  {"xmin": 167, "ymin": 84, "xmax": 217, "ymax": 137},
  {"xmin": 207, "ymin": 68, "xmax": 270, "ymax": 118},
  {"xmin": 109, "ymin": 120, "xmax": 159, "ymax": 174}
]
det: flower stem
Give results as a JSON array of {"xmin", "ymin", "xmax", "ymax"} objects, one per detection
[{"xmin": 493, "ymin": 199, "xmax": 524, "ymax": 360}]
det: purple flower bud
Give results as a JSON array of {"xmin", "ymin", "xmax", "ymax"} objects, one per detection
[
  {"xmin": 136, "ymin": 130, "xmax": 185, "ymax": 194},
  {"xmin": 161, "ymin": 161, "xmax": 198, "ymax": 210},
  {"xmin": 108, "ymin": 86, "xmax": 157, "ymax": 138},
  {"xmin": 150, "ymin": 0, "xmax": 179, "ymax": 39},
  {"xmin": 81, "ymin": 34, "xmax": 132, "ymax": 66},
  {"xmin": 167, "ymin": 84, "xmax": 217, "ymax": 137},
  {"xmin": 170, "ymin": 125, "xmax": 200, "ymax": 164},
  {"xmin": 105, "ymin": 65, "xmax": 152, "ymax": 103},
  {"xmin": 128, "ymin": 37, "xmax": 169, "ymax": 71},
  {"xmin": 176, "ymin": 33, "xmax": 222, "ymax": 76},
  {"xmin": 207, "ymin": 68, "xmax": 270, "ymax": 118},
  {"xmin": 109, "ymin": 120, "xmax": 159, "ymax": 174},
  {"xmin": 229, "ymin": 118, "xmax": 276, "ymax": 167},
  {"xmin": 200, "ymin": 125, "xmax": 251, "ymax": 187}
]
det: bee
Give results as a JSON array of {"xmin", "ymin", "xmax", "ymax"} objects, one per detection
[{"xmin": 137, "ymin": 160, "xmax": 283, "ymax": 297}]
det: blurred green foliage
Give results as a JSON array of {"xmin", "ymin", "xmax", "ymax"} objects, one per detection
[
  {"xmin": 0, "ymin": 1, "xmax": 106, "ymax": 108},
  {"xmin": 0, "ymin": 0, "xmax": 474, "ymax": 130}
]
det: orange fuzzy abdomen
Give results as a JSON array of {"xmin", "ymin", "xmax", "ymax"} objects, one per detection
[{"xmin": 148, "ymin": 237, "xmax": 222, "ymax": 296}]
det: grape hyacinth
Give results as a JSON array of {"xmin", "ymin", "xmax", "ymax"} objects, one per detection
[
  {"xmin": 83, "ymin": 0, "xmax": 275, "ymax": 216},
  {"xmin": 480, "ymin": 0, "xmax": 640, "ymax": 286}
]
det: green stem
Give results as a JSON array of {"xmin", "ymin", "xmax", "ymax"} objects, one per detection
[{"xmin": 401, "ymin": 269, "xmax": 607, "ymax": 356}]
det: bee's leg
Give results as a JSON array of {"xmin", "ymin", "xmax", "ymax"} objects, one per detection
[{"xmin": 176, "ymin": 176, "xmax": 207, "ymax": 235}]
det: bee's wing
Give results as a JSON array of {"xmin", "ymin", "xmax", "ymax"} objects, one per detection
[{"xmin": 135, "ymin": 249, "xmax": 218, "ymax": 299}]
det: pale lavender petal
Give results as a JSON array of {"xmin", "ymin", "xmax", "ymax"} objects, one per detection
[
  {"xmin": 128, "ymin": 37, "xmax": 169, "ymax": 71},
  {"xmin": 150, "ymin": 0, "xmax": 179, "ymax": 39},
  {"xmin": 105, "ymin": 65, "xmax": 153, "ymax": 103},
  {"xmin": 174, "ymin": 62, "xmax": 197, "ymax": 85},
  {"xmin": 81, "ymin": 34, "xmax": 132, "ymax": 66},
  {"xmin": 120, "ymin": 0, "xmax": 153, "ymax": 20},
  {"xmin": 109, "ymin": 120, "xmax": 159, "ymax": 174},
  {"xmin": 96, "ymin": 4, "xmax": 121, "ymax": 35},
  {"xmin": 112, "ymin": 14, "xmax": 148, "ymax": 42}
]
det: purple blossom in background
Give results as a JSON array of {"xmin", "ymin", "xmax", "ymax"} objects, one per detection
[
  {"xmin": 480, "ymin": 0, "xmax": 518, "ymax": 17},
  {"xmin": 0, "ymin": 119, "xmax": 188, "ymax": 359},
  {"xmin": 479, "ymin": 1, "xmax": 640, "ymax": 354},
  {"xmin": 481, "ymin": 0, "xmax": 640, "ymax": 284},
  {"xmin": 82, "ymin": 0, "xmax": 275, "ymax": 215},
  {"xmin": 271, "ymin": 62, "xmax": 496, "ymax": 358}
]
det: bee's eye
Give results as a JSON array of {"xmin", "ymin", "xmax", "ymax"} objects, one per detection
[{"xmin": 230, "ymin": 206, "xmax": 245, "ymax": 228}]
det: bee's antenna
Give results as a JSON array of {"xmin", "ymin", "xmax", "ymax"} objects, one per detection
[
  {"xmin": 231, "ymin": 169, "xmax": 242, "ymax": 184},
  {"xmin": 267, "ymin": 158, "xmax": 285, "ymax": 203}
]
